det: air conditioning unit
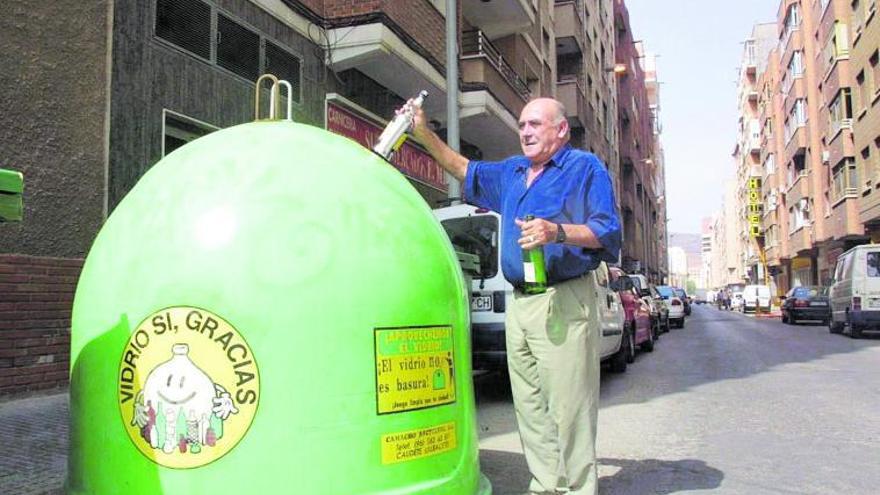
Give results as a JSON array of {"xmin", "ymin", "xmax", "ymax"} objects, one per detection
[{"xmin": 822, "ymin": 150, "xmax": 830, "ymax": 164}]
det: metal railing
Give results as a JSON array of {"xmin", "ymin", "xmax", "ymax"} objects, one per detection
[{"xmin": 461, "ymin": 30, "xmax": 531, "ymax": 100}]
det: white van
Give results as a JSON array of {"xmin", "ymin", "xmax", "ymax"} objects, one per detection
[
  {"xmin": 829, "ymin": 244, "xmax": 880, "ymax": 338},
  {"xmin": 433, "ymin": 204, "xmax": 631, "ymax": 371},
  {"xmin": 741, "ymin": 284, "xmax": 771, "ymax": 313}
]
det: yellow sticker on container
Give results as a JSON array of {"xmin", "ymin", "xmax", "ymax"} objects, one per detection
[
  {"xmin": 381, "ymin": 422, "xmax": 457, "ymax": 464},
  {"xmin": 374, "ymin": 325, "xmax": 455, "ymax": 414},
  {"xmin": 117, "ymin": 306, "xmax": 260, "ymax": 469}
]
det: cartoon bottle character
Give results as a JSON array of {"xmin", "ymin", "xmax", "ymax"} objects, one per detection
[
  {"xmin": 133, "ymin": 343, "xmax": 238, "ymax": 450},
  {"xmin": 143, "ymin": 344, "xmax": 216, "ymax": 424}
]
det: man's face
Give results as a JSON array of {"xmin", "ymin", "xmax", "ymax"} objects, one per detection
[{"xmin": 518, "ymin": 100, "xmax": 567, "ymax": 165}]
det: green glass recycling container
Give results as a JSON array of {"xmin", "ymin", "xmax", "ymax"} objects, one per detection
[{"xmin": 67, "ymin": 119, "xmax": 491, "ymax": 495}]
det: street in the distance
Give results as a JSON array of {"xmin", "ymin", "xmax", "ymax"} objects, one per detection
[{"xmin": 476, "ymin": 305, "xmax": 880, "ymax": 495}]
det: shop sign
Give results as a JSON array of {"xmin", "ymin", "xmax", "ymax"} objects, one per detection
[
  {"xmin": 747, "ymin": 176, "xmax": 763, "ymax": 238},
  {"xmin": 326, "ymin": 98, "xmax": 448, "ymax": 193}
]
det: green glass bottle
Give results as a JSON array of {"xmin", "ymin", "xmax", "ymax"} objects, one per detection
[{"xmin": 522, "ymin": 215, "xmax": 547, "ymax": 294}]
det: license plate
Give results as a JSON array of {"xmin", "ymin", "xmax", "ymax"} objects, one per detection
[
  {"xmin": 471, "ymin": 295, "xmax": 492, "ymax": 312},
  {"xmin": 809, "ymin": 301, "xmax": 827, "ymax": 306}
]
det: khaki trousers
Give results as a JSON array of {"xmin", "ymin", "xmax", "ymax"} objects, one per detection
[{"xmin": 506, "ymin": 274, "xmax": 600, "ymax": 495}]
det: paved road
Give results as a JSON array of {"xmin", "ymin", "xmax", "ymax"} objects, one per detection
[
  {"xmin": 476, "ymin": 304, "xmax": 880, "ymax": 494},
  {"xmin": 4, "ymin": 305, "xmax": 880, "ymax": 494}
]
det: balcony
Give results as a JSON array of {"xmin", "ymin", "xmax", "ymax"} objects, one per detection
[
  {"xmin": 461, "ymin": 30, "xmax": 531, "ymax": 113},
  {"xmin": 554, "ymin": 0, "xmax": 585, "ymax": 55},
  {"xmin": 556, "ymin": 76, "xmax": 590, "ymax": 129},
  {"xmin": 745, "ymin": 40, "xmax": 757, "ymax": 75},
  {"xmin": 784, "ymin": 125, "xmax": 807, "ymax": 159},
  {"xmin": 462, "ymin": 0, "xmax": 534, "ymax": 39},
  {"xmin": 325, "ymin": 21, "xmax": 447, "ymax": 119},
  {"xmin": 460, "ymin": 30, "xmax": 530, "ymax": 159}
]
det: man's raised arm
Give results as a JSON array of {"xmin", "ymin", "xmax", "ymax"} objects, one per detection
[{"xmin": 410, "ymin": 104, "xmax": 470, "ymax": 182}]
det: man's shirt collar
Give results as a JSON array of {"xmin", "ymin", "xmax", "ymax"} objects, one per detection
[{"xmin": 514, "ymin": 143, "xmax": 573, "ymax": 172}]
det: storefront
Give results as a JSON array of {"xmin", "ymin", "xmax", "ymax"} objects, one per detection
[
  {"xmin": 790, "ymin": 256, "xmax": 814, "ymax": 287},
  {"xmin": 325, "ymin": 94, "xmax": 450, "ymax": 207}
]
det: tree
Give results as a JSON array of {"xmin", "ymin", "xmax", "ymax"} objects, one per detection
[{"xmin": 686, "ymin": 280, "xmax": 697, "ymax": 294}]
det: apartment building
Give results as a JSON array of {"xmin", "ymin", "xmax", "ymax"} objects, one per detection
[
  {"xmin": 613, "ymin": 0, "xmax": 665, "ymax": 282},
  {"xmin": 853, "ymin": 0, "xmax": 880, "ymax": 239},
  {"xmin": 722, "ymin": 0, "xmax": 880, "ymax": 297},
  {"xmin": 644, "ymin": 51, "xmax": 670, "ymax": 283},
  {"xmin": 733, "ymin": 23, "xmax": 776, "ymax": 285}
]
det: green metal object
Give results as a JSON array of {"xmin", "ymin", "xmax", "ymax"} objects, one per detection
[
  {"xmin": 0, "ymin": 168, "xmax": 23, "ymax": 222},
  {"xmin": 68, "ymin": 119, "xmax": 491, "ymax": 494}
]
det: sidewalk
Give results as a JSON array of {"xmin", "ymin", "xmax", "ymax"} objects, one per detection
[{"xmin": 0, "ymin": 391, "xmax": 68, "ymax": 495}]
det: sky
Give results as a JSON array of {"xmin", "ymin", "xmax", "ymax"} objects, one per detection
[{"xmin": 624, "ymin": 0, "xmax": 780, "ymax": 234}]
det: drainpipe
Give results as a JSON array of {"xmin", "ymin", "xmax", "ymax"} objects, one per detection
[{"xmin": 446, "ymin": 0, "xmax": 461, "ymax": 202}]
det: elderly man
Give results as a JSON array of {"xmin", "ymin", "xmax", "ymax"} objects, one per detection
[{"xmin": 411, "ymin": 97, "xmax": 621, "ymax": 495}]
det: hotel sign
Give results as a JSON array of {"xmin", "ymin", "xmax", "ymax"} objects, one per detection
[
  {"xmin": 325, "ymin": 97, "xmax": 448, "ymax": 193},
  {"xmin": 747, "ymin": 176, "xmax": 763, "ymax": 238}
]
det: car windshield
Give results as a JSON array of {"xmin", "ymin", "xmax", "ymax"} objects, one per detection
[
  {"xmin": 792, "ymin": 286, "xmax": 827, "ymax": 298},
  {"xmin": 440, "ymin": 215, "xmax": 499, "ymax": 279},
  {"xmin": 655, "ymin": 286, "xmax": 675, "ymax": 298}
]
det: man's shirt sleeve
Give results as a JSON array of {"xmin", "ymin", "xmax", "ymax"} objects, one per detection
[
  {"xmin": 584, "ymin": 159, "xmax": 622, "ymax": 263},
  {"xmin": 463, "ymin": 160, "xmax": 505, "ymax": 212}
]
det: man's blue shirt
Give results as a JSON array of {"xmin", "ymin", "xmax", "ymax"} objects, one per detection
[{"xmin": 463, "ymin": 144, "xmax": 622, "ymax": 288}]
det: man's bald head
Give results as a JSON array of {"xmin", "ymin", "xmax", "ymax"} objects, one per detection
[{"xmin": 518, "ymin": 98, "xmax": 570, "ymax": 165}]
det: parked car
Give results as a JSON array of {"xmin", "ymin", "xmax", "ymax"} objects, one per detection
[
  {"xmin": 595, "ymin": 263, "xmax": 632, "ymax": 372},
  {"xmin": 610, "ymin": 267, "xmax": 654, "ymax": 353},
  {"xmin": 433, "ymin": 204, "xmax": 631, "ymax": 371},
  {"xmin": 781, "ymin": 286, "xmax": 830, "ymax": 325},
  {"xmin": 829, "ymin": 244, "xmax": 880, "ymax": 338},
  {"xmin": 673, "ymin": 287, "xmax": 691, "ymax": 315},
  {"xmin": 742, "ymin": 284, "xmax": 772, "ymax": 313},
  {"xmin": 694, "ymin": 289, "xmax": 708, "ymax": 304},
  {"xmin": 656, "ymin": 285, "xmax": 686, "ymax": 328},
  {"xmin": 629, "ymin": 273, "xmax": 670, "ymax": 334}
]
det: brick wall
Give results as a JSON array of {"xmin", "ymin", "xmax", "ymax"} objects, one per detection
[{"xmin": 0, "ymin": 254, "xmax": 83, "ymax": 397}]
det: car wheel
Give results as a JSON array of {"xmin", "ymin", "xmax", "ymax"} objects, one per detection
[
  {"xmin": 829, "ymin": 317, "xmax": 843, "ymax": 334},
  {"xmin": 781, "ymin": 312, "xmax": 788, "ymax": 324},
  {"xmin": 679, "ymin": 318, "xmax": 685, "ymax": 329},
  {"xmin": 663, "ymin": 316, "xmax": 671, "ymax": 333},
  {"xmin": 625, "ymin": 325, "xmax": 636, "ymax": 364},
  {"xmin": 609, "ymin": 336, "xmax": 627, "ymax": 373},
  {"xmin": 641, "ymin": 327, "xmax": 655, "ymax": 352},
  {"xmin": 850, "ymin": 322, "xmax": 862, "ymax": 339}
]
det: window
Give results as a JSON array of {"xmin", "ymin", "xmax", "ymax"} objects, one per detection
[
  {"xmin": 871, "ymin": 51, "xmax": 880, "ymax": 95},
  {"xmin": 823, "ymin": 22, "xmax": 849, "ymax": 67},
  {"xmin": 784, "ymin": 99, "xmax": 807, "ymax": 142},
  {"xmin": 868, "ymin": 252, "xmax": 880, "ymax": 277},
  {"xmin": 155, "ymin": 0, "xmax": 212, "ymax": 60},
  {"xmin": 153, "ymin": 1, "xmax": 304, "ymax": 91},
  {"xmin": 162, "ymin": 110, "xmax": 218, "ymax": 156},
  {"xmin": 217, "ymin": 14, "xmax": 260, "ymax": 81},
  {"xmin": 861, "ymin": 146, "xmax": 872, "ymax": 185},
  {"xmin": 789, "ymin": 50, "xmax": 804, "ymax": 79},
  {"xmin": 765, "ymin": 153, "xmax": 777, "ymax": 174},
  {"xmin": 440, "ymin": 215, "xmax": 499, "ymax": 280},
  {"xmin": 828, "ymin": 88, "xmax": 853, "ymax": 136},
  {"xmin": 856, "ymin": 71, "xmax": 867, "ymax": 113},
  {"xmin": 831, "ymin": 158, "xmax": 858, "ymax": 201}
]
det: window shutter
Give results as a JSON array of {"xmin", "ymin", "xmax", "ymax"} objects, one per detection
[
  {"xmin": 217, "ymin": 14, "xmax": 260, "ymax": 81},
  {"xmin": 155, "ymin": 0, "xmax": 212, "ymax": 60},
  {"xmin": 265, "ymin": 41, "xmax": 302, "ymax": 103}
]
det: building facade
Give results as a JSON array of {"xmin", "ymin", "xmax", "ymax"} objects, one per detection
[
  {"xmin": 1, "ymin": 0, "xmax": 666, "ymax": 396},
  {"xmin": 718, "ymin": 1, "xmax": 879, "ymax": 298}
]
